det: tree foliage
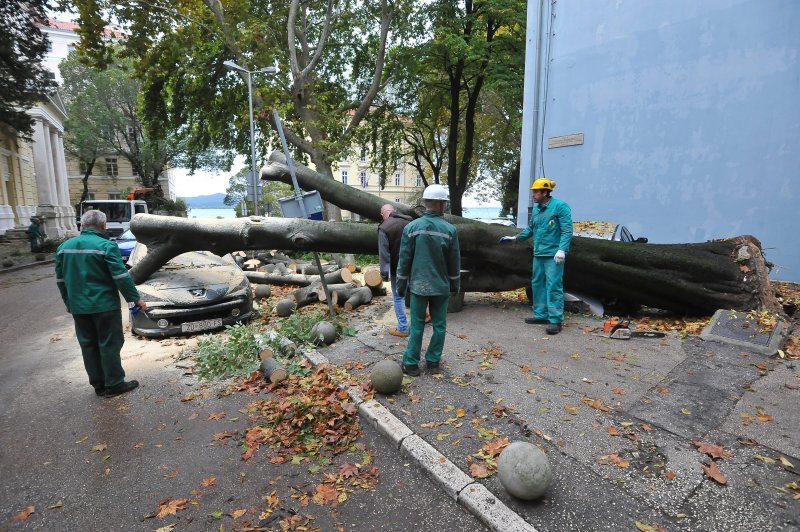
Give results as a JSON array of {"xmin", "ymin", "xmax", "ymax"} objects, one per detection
[
  {"xmin": 69, "ymin": 0, "xmax": 418, "ymax": 220},
  {"xmin": 0, "ymin": 0, "xmax": 57, "ymax": 136},
  {"xmin": 59, "ymin": 50, "xmax": 227, "ymax": 207},
  {"xmin": 390, "ymin": 0, "xmax": 526, "ymax": 215}
]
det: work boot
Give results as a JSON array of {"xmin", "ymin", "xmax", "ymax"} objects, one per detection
[
  {"xmin": 94, "ymin": 386, "xmax": 106, "ymax": 396},
  {"xmin": 524, "ymin": 317, "xmax": 548, "ymax": 324},
  {"xmin": 401, "ymin": 364, "xmax": 420, "ymax": 377},
  {"xmin": 546, "ymin": 323, "xmax": 562, "ymax": 335},
  {"xmin": 388, "ymin": 328, "xmax": 410, "ymax": 338},
  {"xmin": 426, "ymin": 362, "xmax": 441, "ymax": 375},
  {"xmin": 105, "ymin": 380, "xmax": 139, "ymax": 397}
]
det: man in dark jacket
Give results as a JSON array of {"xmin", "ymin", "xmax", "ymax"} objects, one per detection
[
  {"xmin": 56, "ymin": 209, "xmax": 146, "ymax": 396},
  {"xmin": 27, "ymin": 217, "xmax": 43, "ymax": 252},
  {"xmin": 378, "ymin": 204, "xmax": 412, "ymax": 337},
  {"xmin": 395, "ymin": 185, "xmax": 461, "ymax": 376}
]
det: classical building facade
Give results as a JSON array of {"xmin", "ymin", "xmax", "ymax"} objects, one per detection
[
  {"xmin": 0, "ymin": 93, "xmax": 77, "ymax": 239},
  {"xmin": 332, "ymin": 147, "xmax": 425, "ymax": 221}
]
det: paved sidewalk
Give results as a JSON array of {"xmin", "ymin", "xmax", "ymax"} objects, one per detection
[{"xmin": 317, "ymin": 293, "xmax": 799, "ymax": 532}]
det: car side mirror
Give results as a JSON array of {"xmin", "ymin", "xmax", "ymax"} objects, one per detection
[{"xmin": 635, "ymin": 237, "xmax": 648, "ymax": 243}]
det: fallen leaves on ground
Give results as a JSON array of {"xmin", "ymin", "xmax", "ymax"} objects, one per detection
[
  {"xmin": 468, "ymin": 437, "xmax": 510, "ymax": 478},
  {"xmin": 775, "ymin": 481, "xmax": 800, "ymax": 500},
  {"xmin": 703, "ymin": 461, "xmax": 727, "ymax": 485},
  {"xmin": 240, "ymin": 368, "xmax": 361, "ymax": 467},
  {"xmin": 741, "ymin": 407, "xmax": 774, "ymax": 426},
  {"xmin": 634, "ymin": 521, "xmax": 665, "ymax": 532},
  {"xmin": 582, "ymin": 397, "xmax": 611, "ymax": 412},
  {"xmin": 14, "ymin": 506, "xmax": 35, "ymax": 521},
  {"xmin": 692, "ymin": 439, "xmax": 733, "ymax": 459},
  {"xmin": 597, "ymin": 453, "xmax": 629, "ymax": 469},
  {"xmin": 155, "ymin": 498, "xmax": 190, "ymax": 519},
  {"xmin": 200, "ymin": 476, "xmax": 216, "ymax": 487}
]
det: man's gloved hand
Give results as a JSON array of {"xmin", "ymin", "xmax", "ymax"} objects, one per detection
[
  {"xmin": 554, "ymin": 250, "xmax": 566, "ymax": 264},
  {"xmin": 498, "ymin": 236, "xmax": 515, "ymax": 243}
]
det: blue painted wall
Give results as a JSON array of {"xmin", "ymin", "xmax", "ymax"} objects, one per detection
[{"xmin": 520, "ymin": 0, "xmax": 799, "ymax": 281}]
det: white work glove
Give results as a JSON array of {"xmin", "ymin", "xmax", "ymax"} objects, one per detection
[
  {"xmin": 554, "ymin": 250, "xmax": 566, "ymax": 264},
  {"xmin": 498, "ymin": 236, "xmax": 515, "ymax": 243}
]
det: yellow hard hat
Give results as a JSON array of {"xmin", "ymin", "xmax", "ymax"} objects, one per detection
[{"xmin": 531, "ymin": 178, "xmax": 555, "ymax": 191}]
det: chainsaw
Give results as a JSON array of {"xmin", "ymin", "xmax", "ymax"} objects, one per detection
[{"xmin": 602, "ymin": 318, "xmax": 666, "ymax": 340}]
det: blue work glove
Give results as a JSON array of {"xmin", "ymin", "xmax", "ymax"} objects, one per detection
[
  {"xmin": 554, "ymin": 250, "xmax": 566, "ymax": 264},
  {"xmin": 498, "ymin": 236, "xmax": 515, "ymax": 243}
]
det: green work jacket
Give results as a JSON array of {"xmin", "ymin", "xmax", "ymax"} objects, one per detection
[
  {"xmin": 55, "ymin": 229, "xmax": 140, "ymax": 314},
  {"xmin": 395, "ymin": 211, "xmax": 461, "ymax": 297},
  {"xmin": 517, "ymin": 197, "xmax": 573, "ymax": 257}
]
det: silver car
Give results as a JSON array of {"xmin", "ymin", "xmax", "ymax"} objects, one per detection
[{"xmin": 127, "ymin": 245, "xmax": 254, "ymax": 337}]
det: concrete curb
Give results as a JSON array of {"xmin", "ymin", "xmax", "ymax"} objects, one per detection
[
  {"xmin": 0, "ymin": 258, "xmax": 55, "ymax": 274},
  {"xmin": 299, "ymin": 346, "xmax": 537, "ymax": 532}
]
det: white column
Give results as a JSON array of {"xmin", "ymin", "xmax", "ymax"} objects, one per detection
[
  {"xmin": 31, "ymin": 120, "xmax": 55, "ymax": 206},
  {"xmin": 54, "ymin": 134, "xmax": 77, "ymax": 231},
  {"xmin": 44, "ymin": 127, "xmax": 65, "ymax": 233}
]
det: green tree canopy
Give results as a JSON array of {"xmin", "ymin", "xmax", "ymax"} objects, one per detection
[
  {"xmin": 59, "ymin": 50, "xmax": 229, "ymax": 207},
  {"xmin": 70, "ymin": 0, "xmax": 418, "ymax": 220},
  {"xmin": 0, "ymin": 0, "xmax": 56, "ymax": 136}
]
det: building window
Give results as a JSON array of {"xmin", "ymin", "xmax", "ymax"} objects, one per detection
[
  {"xmin": 86, "ymin": 192, "xmax": 95, "ymax": 200},
  {"xmin": 67, "ymin": 44, "xmax": 76, "ymax": 54},
  {"xmin": 127, "ymin": 125, "xmax": 136, "ymax": 138},
  {"xmin": 359, "ymin": 170, "xmax": 368, "ymax": 188},
  {"xmin": 46, "ymin": 71, "xmax": 56, "ymax": 80},
  {"xmin": 341, "ymin": 170, "xmax": 348, "ymax": 185},
  {"xmin": 359, "ymin": 148, "xmax": 367, "ymax": 163},
  {"xmin": 79, "ymin": 161, "xmax": 92, "ymax": 175},
  {"xmin": 106, "ymin": 158, "xmax": 118, "ymax": 177},
  {"xmin": 131, "ymin": 165, "xmax": 138, "ymax": 176},
  {"xmin": 395, "ymin": 198, "xmax": 401, "ymax": 203},
  {"xmin": 108, "ymin": 193, "xmax": 121, "ymax": 200},
  {"xmin": 416, "ymin": 175, "xmax": 423, "ymax": 187},
  {"xmin": 394, "ymin": 172, "xmax": 401, "ymax": 186}
]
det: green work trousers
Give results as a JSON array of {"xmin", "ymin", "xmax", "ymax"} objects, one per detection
[
  {"xmin": 73, "ymin": 310, "xmax": 126, "ymax": 391},
  {"xmin": 531, "ymin": 256, "xmax": 565, "ymax": 323},
  {"xmin": 403, "ymin": 293, "xmax": 449, "ymax": 367}
]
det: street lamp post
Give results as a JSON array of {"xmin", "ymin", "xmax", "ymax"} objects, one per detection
[{"xmin": 223, "ymin": 60, "xmax": 277, "ymax": 216}]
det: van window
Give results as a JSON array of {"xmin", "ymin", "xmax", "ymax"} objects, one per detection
[
  {"xmin": 84, "ymin": 202, "xmax": 131, "ymax": 222},
  {"xmin": 135, "ymin": 204, "xmax": 147, "ymax": 214}
]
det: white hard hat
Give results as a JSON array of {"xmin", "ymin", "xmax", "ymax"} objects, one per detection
[{"xmin": 422, "ymin": 184, "xmax": 449, "ymax": 201}]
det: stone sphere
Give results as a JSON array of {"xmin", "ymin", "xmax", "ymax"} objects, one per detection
[
  {"xmin": 35, "ymin": 253, "xmax": 46, "ymax": 261},
  {"xmin": 254, "ymin": 284, "xmax": 271, "ymax": 299},
  {"xmin": 371, "ymin": 360, "xmax": 403, "ymax": 395},
  {"xmin": 275, "ymin": 298, "xmax": 296, "ymax": 317},
  {"xmin": 2, "ymin": 259, "xmax": 13, "ymax": 268},
  {"xmin": 313, "ymin": 321, "xmax": 337, "ymax": 345},
  {"xmin": 497, "ymin": 441, "xmax": 552, "ymax": 500}
]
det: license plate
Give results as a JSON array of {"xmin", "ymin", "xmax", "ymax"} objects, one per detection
[{"xmin": 181, "ymin": 318, "xmax": 223, "ymax": 333}]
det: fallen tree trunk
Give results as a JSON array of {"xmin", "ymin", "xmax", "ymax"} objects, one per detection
[{"xmin": 128, "ymin": 165, "xmax": 779, "ymax": 315}]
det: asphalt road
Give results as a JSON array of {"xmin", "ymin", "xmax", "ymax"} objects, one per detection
[{"xmin": 0, "ymin": 264, "xmax": 484, "ymax": 531}]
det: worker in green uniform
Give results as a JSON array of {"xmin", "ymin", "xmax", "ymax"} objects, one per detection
[
  {"xmin": 395, "ymin": 184, "xmax": 461, "ymax": 376},
  {"xmin": 26, "ymin": 217, "xmax": 43, "ymax": 252},
  {"xmin": 55, "ymin": 209, "xmax": 146, "ymax": 396},
  {"xmin": 499, "ymin": 177, "xmax": 572, "ymax": 334}
]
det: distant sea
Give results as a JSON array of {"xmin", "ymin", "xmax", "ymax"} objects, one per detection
[
  {"xmin": 461, "ymin": 206, "xmax": 502, "ymax": 220},
  {"xmin": 188, "ymin": 208, "xmax": 236, "ymax": 218}
]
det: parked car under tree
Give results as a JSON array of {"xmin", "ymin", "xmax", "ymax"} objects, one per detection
[{"xmin": 127, "ymin": 244, "xmax": 254, "ymax": 337}]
